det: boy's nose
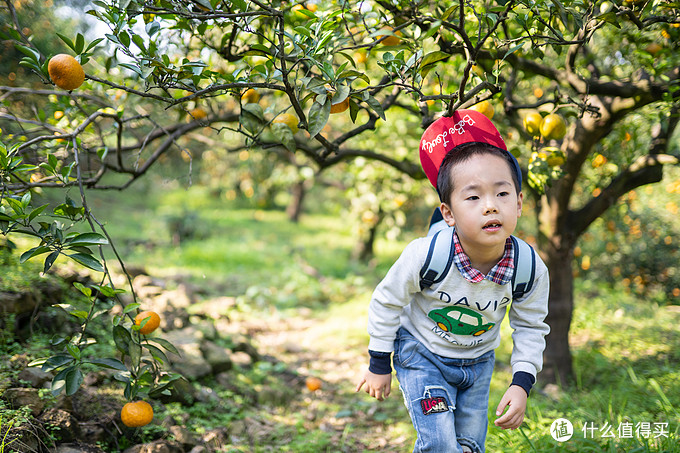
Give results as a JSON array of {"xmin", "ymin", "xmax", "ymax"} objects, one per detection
[{"xmin": 484, "ymin": 201, "xmax": 499, "ymax": 214}]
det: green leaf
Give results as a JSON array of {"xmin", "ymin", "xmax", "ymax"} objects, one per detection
[
  {"xmin": 420, "ymin": 51, "xmax": 449, "ymax": 69},
  {"xmin": 336, "ymin": 69, "xmax": 370, "ymax": 84},
  {"xmin": 148, "ymin": 337, "xmax": 180, "ymax": 356},
  {"xmin": 65, "ymin": 367, "xmax": 83, "ymax": 396},
  {"xmin": 41, "ymin": 354, "xmax": 74, "ymax": 372},
  {"xmin": 365, "ymin": 95, "xmax": 385, "ymax": 121},
  {"xmin": 113, "ymin": 326, "xmax": 132, "ymax": 354},
  {"xmin": 56, "ymin": 33, "xmax": 76, "ymax": 52},
  {"xmin": 28, "ymin": 204, "xmax": 49, "ymax": 222},
  {"xmin": 51, "ymin": 366, "xmax": 72, "ymax": 395},
  {"xmin": 20, "ymin": 246, "xmax": 52, "ymax": 263},
  {"xmin": 75, "ymin": 33, "xmax": 85, "ymax": 54},
  {"xmin": 129, "ymin": 342, "xmax": 142, "ymax": 366},
  {"xmin": 307, "ymin": 99, "xmax": 331, "ymax": 138},
  {"xmin": 67, "ymin": 232, "xmax": 108, "ymax": 246},
  {"xmin": 271, "ymin": 123, "xmax": 296, "ymax": 153},
  {"xmin": 43, "ymin": 250, "xmax": 60, "ymax": 273},
  {"xmin": 14, "ymin": 44, "xmax": 41, "ymax": 62},
  {"xmin": 87, "ymin": 357, "xmax": 127, "ymax": 371},
  {"xmin": 123, "ymin": 303, "xmax": 141, "ymax": 314},
  {"xmin": 441, "ymin": 5, "xmax": 458, "ymax": 21},
  {"xmin": 67, "ymin": 252, "xmax": 105, "ymax": 272},
  {"xmin": 143, "ymin": 343, "xmax": 168, "ymax": 363},
  {"xmin": 73, "ymin": 282, "xmax": 92, "ymax": 298},
  {"xmin": 67, "ymin": 343, "xmax": 81, "ymax": 359}
]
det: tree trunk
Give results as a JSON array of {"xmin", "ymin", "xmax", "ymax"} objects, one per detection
[
  {"xmin": 286, "ymin": 180, "xmax": 306, "ymax": 223},
  {"xmin": 541, "ymin": 245, "xmax": 575, "ymax": 386}
]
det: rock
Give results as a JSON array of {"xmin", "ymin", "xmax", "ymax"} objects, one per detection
[
  {"xmin": 54, "ymin": 441, "xmax": 105, "ymax": 453},
  {"xmin": 2, "ymin": 387, "xmax": 45, "ymax": 416},
  {"xmin": 188, "ymin": 447, "xmax": 207, "ymax": 453},
  {"xmin": 163, "ymin": 328, "xmax": 212, "ymax": 379},
  {"xmin": 123, "ymin": 440, "xmax": 184, "ymax": 453},
  {"xmin": 201, "ymin": 428, "xmax": 229, "ymax": 450},
  {"xmin": 156, "ymin": 377, "xmax": 198, "ymax": 406},
  {"xmin": 194, "ymin": 297, "xmax": 237, "ymax": 318},
  {"xmin": 0, "ymin": 291, "xmax": 30, "ymax": 315},
  {"xmin": 39, "ymin": 408, "xmax": 81, "ymax": 443},
  {"xmin": 200, "ymin": 341, "xmax": 233, "ymax": 374},
  {"xmin": 169, "ymin": 425, "xmax": 199, "ymax": 449},
  {"xmin": 17, "ymin": 366, "xmax": 53, "ymax": 388},
  {"xmin": 228, "ymin": 351, "xmax": 254, "ymax": 368}
]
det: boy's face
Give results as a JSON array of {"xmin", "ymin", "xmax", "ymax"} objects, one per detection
[{"xmin": 440, "ymin": 153, "xmax": 523, "ymax": 257}]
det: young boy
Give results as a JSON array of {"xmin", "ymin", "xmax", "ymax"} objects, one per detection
[{"xmin": 356, "ymin": 110, "xmax": 550, "ymax": 453}]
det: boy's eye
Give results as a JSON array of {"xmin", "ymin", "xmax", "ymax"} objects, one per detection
[
  {"xmin": 498, "ymin": 191, "xmax": 509, "ymax": 197},
  {"xmin": 466, "ymin": 195, "xmax": 479, "ymax": 201}
]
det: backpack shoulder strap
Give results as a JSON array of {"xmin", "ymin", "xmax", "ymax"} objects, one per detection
[
  {"xmin": 510, "ymin": 235, "xmax": 536, "ymax": 300},
  {"xmin": 420, "ymin": 209, "xmax": 455, "ymax": 290}
]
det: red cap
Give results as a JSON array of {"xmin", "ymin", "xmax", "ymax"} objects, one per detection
[{"xmin": 419, "ymin": 110, "xmax": 513, "ymax": 188}]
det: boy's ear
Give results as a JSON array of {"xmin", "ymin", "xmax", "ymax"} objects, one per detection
[
  {"xmin": 517, "ymin": 192, "xmax": 524, "ymax": 217},
  {"xmin": 440, "ymin": 203, "xmax": 456, "ymax": 226}
]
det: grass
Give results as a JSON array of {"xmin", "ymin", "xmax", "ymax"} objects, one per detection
[{"xmin": 7, "ymin": 176, "xmax": 679, "ymax": 452}]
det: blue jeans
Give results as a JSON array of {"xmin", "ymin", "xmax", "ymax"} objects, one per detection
[{"xmin": 393, "ymin": 327, "xmax": 495, "ymax": 453}]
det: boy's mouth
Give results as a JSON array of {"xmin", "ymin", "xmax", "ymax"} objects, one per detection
[{"xmin": 482, "ymin": 221, "xmax": 502, "ymax": 230}]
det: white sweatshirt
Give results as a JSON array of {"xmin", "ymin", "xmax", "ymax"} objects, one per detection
[{"xmin": 368, "ymin": 235, "xmax": 550, "ymax": 378}]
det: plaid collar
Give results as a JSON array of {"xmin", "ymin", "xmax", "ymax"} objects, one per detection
[{"xmin": 452, "ymin": 230, "xmax": 514, "ymax": 285}]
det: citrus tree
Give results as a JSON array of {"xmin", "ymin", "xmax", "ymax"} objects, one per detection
[{"xmin": 1, "ymin": 0, "xmax": 679, "ymax": 390}]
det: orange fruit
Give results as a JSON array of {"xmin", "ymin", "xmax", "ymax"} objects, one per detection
[
  {"xmin": 539, "ymin": 113, "xmax": 567, "ymax": 140},
  {"xmin": 305, "ymin": 377, "xmax": 322, "ymax": 391},
  {"xmin": 48, "ymin": 54, "xmax": 85, "ymax": 91},
  {"xmin": 469, "ymin": 100, "xmax": 494, "ymax": 119},
  {"xmin": 330, "ymin": 97, "xmax": 350, "ymax": 114},
  {"xmin": 292, "ymin": 4, "xmax": 313, "ymax": 19},
  {"xmin": 523, "ymin": 111, "xmax": 543, "ymax": 137},
  {"xmin": 644, "ymin": 43, "xmax": 662, "ymax": 55},
  {"xmin": 241, "ymin": 88, "xmax": 260, "ymax": 104},
  {"xmin": 272, "ymin": 113, "xmax": 299, "ymax": 133},
  {"xmin": 379, "ymin": 27, "xmax": 402, "ymax": 46},
  {"xmin": 189, "ymin": 107, "xmax": 207, "ymax": 120},
  {"xmin": 135, "ymin": 310, "xmax": 161, "ymax": 335},
  {"xmin": 120, "ymin": 401, "xmax": 154, "ymax": 428}
]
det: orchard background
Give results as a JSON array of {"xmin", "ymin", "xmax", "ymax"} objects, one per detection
[{"xmin": 0, "ymin": 0, "xmax": 679, "ymax": 451}]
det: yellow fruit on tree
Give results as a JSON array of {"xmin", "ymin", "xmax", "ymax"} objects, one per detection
[
  {"xmin": 330, "ymin": 97, "xmax": 350, "ymax": 114},
  {"xmin": 189, "ymin": 107, "xmax": 207, "ymax": 120},
  {"xmin": 545, "ymin": 148, "xmax": 566, "ymax": 166},
  {"xmin": 48, "ymin": 54, "xmax": 85, "ymax": 91},
  {"xmin": 305, "ymin": 377, "xmax": 322, "ymax": 392},
  {"xmin": 379, "ymin": 27, "xmax": 402, "ymax": 46},
  {"xmin": 121, "ymin": 401, "xmax": 154, "ymax": 428},
  {"xmin": 469, "ymin": 100, "xmax": 494, "ymax": 120},
  {"xmin": 241, "ymin": 88, "xmax": 260, "ymax": 104},
  {"xmin": 540, "ymin": 113, "xmax": 567, "ymax": 140},
  {"xmin": 354, "ymin": 50, "xmax": 368, "ymax": 64},
  {"xmin": 292, "ymin": 4, "xmax": 314, "ymax": 19},
  {"xmin": 272, "ymin": 113, "xmax": 299, "ymax": 133},
  {"xmin": 523, "ymin": 111, "xmax": 543, "ymax": 137},
  {"xmin": 645, "ymin": 43, "xmax": 662, "ymax": 55},
  {"xmin": 135, "ymin": 310, "xmax": 161, "ymax": 335}
]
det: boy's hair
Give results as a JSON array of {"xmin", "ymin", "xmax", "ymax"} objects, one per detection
[{"xmin": 436, "ymin": 142, "xmax": 522, "ymax": 205}]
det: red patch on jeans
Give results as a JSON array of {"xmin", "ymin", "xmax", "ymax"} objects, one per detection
[{"xmin": 421, "ymin": 396, "xmax": 449, "ymax": 415}]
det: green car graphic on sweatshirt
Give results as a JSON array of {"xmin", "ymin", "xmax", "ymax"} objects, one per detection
[{"xmin": 428, "ymin": 306, "xmax": 495, "ymax": 336}]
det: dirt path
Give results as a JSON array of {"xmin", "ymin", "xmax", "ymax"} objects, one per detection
[{"xmin": 249, "ymin": 312, "xmax": 414, "ymax": 452}]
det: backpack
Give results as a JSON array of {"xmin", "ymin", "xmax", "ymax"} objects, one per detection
[{"xmin": 419, "ymin": 208, "xmax": 536, "ymax": 300}]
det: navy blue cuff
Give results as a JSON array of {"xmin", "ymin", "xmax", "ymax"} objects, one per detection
[
  {"xmin": 511, "ymin": 371, "xmax": 536, "ymax": 396},
  {"xmin": 368, "ymin": 350, "xmax": 392, "ymax": 374}
]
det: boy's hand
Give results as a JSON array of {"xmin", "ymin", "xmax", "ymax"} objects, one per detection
[
  {"xmin": 355, "ymin": 369, "xmax": 392, "ymax": 401},
  {"xmin": 494, "ymin": 385, "xmax": 528, "ymax": 430}
]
